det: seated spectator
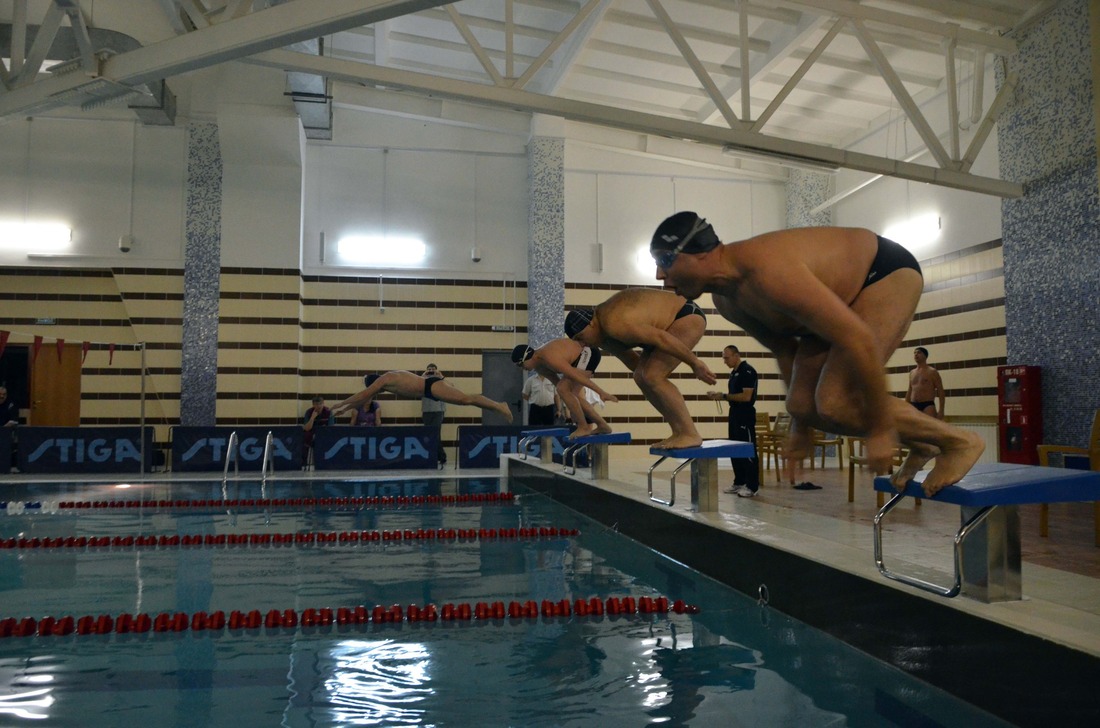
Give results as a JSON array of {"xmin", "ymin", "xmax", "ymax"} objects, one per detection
[
  {"xmin": 0, "ymin": 386, "xmax": 18, "ymax": 428},
  {"xmin": 302, "ymin": 395, "xmax": 333, "ymax": 465},
  {"xmin": 350, "ymin": 378, "xmax": 382, "ymax": 426}
]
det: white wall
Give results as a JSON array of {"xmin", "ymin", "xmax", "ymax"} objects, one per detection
[
  {"xmin": 564, "ymin": 133, "xmax": 786, "ymax": 286},
  {"xmin": 0, "ymin": 116, "xmax": 187, "ymax": 267},
  {"xmin": 300, "ymin": 104, "xmax": 530, "ymax": 279}
]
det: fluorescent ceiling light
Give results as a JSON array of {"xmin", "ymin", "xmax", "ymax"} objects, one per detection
[
  {"xmin": 337, "ymin": 235, "xmax": 427, "ymax": 266},
  {"xmin": 883, "ymin": 213, "xmax": 941, "ymax": 252},
  {"xmin": 0, "ymin": 221, "xmax": 72, "ymax": 251}
]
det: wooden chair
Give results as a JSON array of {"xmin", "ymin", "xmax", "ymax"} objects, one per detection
[
  {"xmin": 847, "ymin": 437, "xmax": 912, "ymax": 506},
  {"xmin": 760, "ymin": 413, "xmax": 791, "ymax": 482},
  {"xmin": 1036, "ymin": 409, "xmax": 1100, "ymax": 546},
  {"xmin": 754, "ymin": 412, "xmax": 772, "ymax": 484},
  {"xmin": 810, "ymin": 429, "xmax": 844, "ymax": 470}
]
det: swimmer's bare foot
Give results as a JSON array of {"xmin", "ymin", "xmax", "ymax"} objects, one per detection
[
  {"xmin": 493, "ymin": 401, "xmax": 513, "ymax": 424},
  {"xmin": 890, "ymin": 443, "xmax": 938, "ymax": 492},
  {"xmin": 568, "ymin": 423, "xmax": 597, "ymax": 439},
  {"xmin": 595, "ymin": 424, "xmax": 614, "ymax": 434},
  {"xmin": 653, "ymin": 433, "xmax": 703, "ymax": 450},
  {"xmin": 921, "ymin": 431, "xmax": 984, "ymax": 497}
]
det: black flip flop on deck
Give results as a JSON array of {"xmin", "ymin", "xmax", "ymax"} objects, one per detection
[{"xmin": 793, "ymin": 481, "xmax": 822, "ymax": 490}]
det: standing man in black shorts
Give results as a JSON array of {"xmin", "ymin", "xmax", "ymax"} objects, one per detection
[
  {"xmin": 649, "ymin": 211, "xmax": 983, "ymax": 497},
  {"xmin": 709, "ymin": 345, "xmax": 759, "ymax": 497}
]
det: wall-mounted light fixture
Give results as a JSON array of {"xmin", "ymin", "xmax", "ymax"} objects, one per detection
[
  {"xmin": 0, "ymin": 221, "xmax": 72, "ymax": 252},
  {"xmin": 884, "ymin": 213, "xmax": 941, "ymax": 252},
  {"xmin": 634, "ymin": 245, "xmax": 657, "ymax": 277},
  {"xmin": 337, "ymin": 234, "xmax": 427, "ymax": 266}
]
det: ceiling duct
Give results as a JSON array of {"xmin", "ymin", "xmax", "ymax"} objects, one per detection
[
  {"xmin": 285, "ymin": 37, "xmax": 332, "ymax": 140},
  {"xmin": 1, "ymin": 22, "xmax": 175, "ymax": 125}
]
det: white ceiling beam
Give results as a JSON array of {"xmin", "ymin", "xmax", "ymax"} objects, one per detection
[
  {"xmin": 445, "ymin": 5, "xmax": 505, "ymax": 85},
  {"xmin": 960, "ymin": 71, "xmax": 1016, "ymax": 173},
  {"xmin": 777, "ymin": 0, "xmax": 1016, "ymax": 54},
  {"xmin": 54, "ymin": 0, "xmax": 96, "ymax": 74},
  {"xmin": 178, "ymin": 0, "xmax": 213, "ymax": 30},
  {"xmin": 9, "ymin": 0, "xmax": 28, "ymax": 79},
  {"xmin": 514, "ymin": 0, "xmax": 606, "ymax": 91},
  {"xmin": 944, "ymin": 34, "xmax": 959, "ymax": 161},
  {"xmin": 876, "ymin": 0, "xmax": 1017, "ymax": 29},
  {"xmin": 850, "ymin": 19, "xmax": 950, "ymax": 168},
  {"xmin": 246, "ymin": 48, "xmax": 1022, "ymax": 198},
  {"xmin": 0, "ymin": 0, "xmax": 453, "ymax": 117},
  {"xmin": 645, "ymin": 0, "xmax": 742, "ymax": 127},
  {"xmin": 752, "ymin": 17, "xmax": 845, "ymax": 132},
  {"xmin": 12, "ymin": 2, "xmax": 64, "ymax": 87}
]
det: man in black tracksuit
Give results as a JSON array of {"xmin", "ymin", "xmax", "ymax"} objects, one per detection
[{"xmin": 709, "ymin": 345, "xmax": 759, "ymax": 497}]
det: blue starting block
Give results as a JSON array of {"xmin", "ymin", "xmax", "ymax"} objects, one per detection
[
  {"xmin": 873, "ymin": 463, "xmax": 1100, "ymax": 601},
  {"xmin": 563, "ymin": 432, "xmax": 632, "ymax": 477},
  {"xmin": 648, "ymin": 440, "xmax": 755, "ymax": 512},
  {"xmin": 518, "ymin": 428, "xmax": 571, "ymax": 464}
]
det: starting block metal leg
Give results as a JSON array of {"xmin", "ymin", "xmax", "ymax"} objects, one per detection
[
  {"xmin": 690, "ymin": 458, "xmax": 719, "ymax": 512},
  {"xmin": 590, "ymin": 443, "xmax": 610, "ymax": 479},
  {"xmin": 563, "ymin": 442, "xmax": 583, "ymax": 475},
  {"xmin": 874, "ymin": 495, "xmax": 1017, "ymax": 600}
]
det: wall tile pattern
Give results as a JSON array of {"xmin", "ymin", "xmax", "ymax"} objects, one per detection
[
  {"xmin": 785, "ymin": 169, "xmax": 835, "ymax": 228},
  {"xmin": 180, "ymin": 123, "xmax": 222, "ymax": 427},
  {"xmin": 527, "ymin": 137, "xmax": 566, "ymax": 348},
  {"xmin": 998, "ymin": 0, "xmax": 1100, "ymax": 444}
]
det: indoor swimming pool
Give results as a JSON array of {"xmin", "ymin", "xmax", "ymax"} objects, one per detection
[{"xmin": 0, "ymin": 476, "xmax": 1008, "ymax": 726}]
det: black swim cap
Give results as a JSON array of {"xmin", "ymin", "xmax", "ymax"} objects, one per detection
[
  {"xmin": 511, "ymin": 344, "xmax": 534, "ymax": 364},
  {"xmin": 364, "ymin": 374, "xmax": 381, "ymax": 387},
  {"xmin": 564, "ymin": 309, "xmax": 594, "ymax": 339},
  {"xmin": 650, "ymin": 211, "xmax": 720, "ymax": 253}
]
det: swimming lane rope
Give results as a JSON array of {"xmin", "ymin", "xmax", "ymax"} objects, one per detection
[
  {"xmin": 1, "ymin": 492, "xmax": 517, "ymax": 512},
  {"xmin": 0, "ymin": 526, "xmax": 580, "ymax": 551},
  {"xmin": 0, "ymin": 596, "xmax": 701, "ymax": 639}
]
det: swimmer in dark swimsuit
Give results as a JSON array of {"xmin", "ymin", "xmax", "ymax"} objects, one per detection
[
  {"xmin": 565, "ymin": 287, "xmax": 714, "ymax": 449},
  {"xmin": 511, "ymin": 338, "xmax": 619, "ymax": 439},
  {"xmin": 905, "ymin": 346, "xmax": 945, "ymax": 419},
  {"xmin": 334, "ymin": 370, "xmax": 513, "ymax": 423},
  {"xmin": 651, "ymin": 211, "xmax": 984, "ymax": 496}
]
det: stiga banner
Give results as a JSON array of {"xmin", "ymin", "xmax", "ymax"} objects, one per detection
[
  {"xmin": 312, "ymin": 426, "xmax": 438, "ymax": 470},
  {"xmin": 171, "ymin": 426, "xmax": 303, "ymax": 472},
  {"xmin": 18, "ymin": 427, "xmax": 155, "ymax": 474},
  {"xmin": 0, "ymin": 427, "xmax": 11, "ymax": 473},
  {"xmin": 457, "ymin": 426, "xmax": 587, "ymax": 469}
]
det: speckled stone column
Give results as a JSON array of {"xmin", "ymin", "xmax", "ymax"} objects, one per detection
[
  {"xmin": 997, "ymin": 0, "xmax": 1099, "ymax": 444},
  {"xmin": 179, "ymin": 123, "xmax": 222, "ymax": 427},
  {"xmin": 527, "ymin": 136, "xmax": 566, "ymax": 348},
  {"xmin": 785, "ymin": 169, "xmax": 835, "ymax": 228}
]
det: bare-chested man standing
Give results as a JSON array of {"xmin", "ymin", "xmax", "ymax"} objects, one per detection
[
  {"xmin": 511, "ymin": 338, "xmax": 619, "ymax": 439},
  {"xmin": 564, "ymin": 288, "xmax": 716, "ymax": 449},
  {"xmin": 649, "ymin": 211, "xmax": 983, "ymax": 496},
  {"xmin": 906, "ymin": 346, "xmax": 945, "ymax": 419}
]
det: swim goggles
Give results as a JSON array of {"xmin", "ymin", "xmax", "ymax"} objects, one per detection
[{"xmin": 651, "ymin": 216, "xmax": 712, "ymax": 270}]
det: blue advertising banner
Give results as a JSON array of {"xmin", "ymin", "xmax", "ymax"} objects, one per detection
[
  {"xmin": 457, "ymin": 426, "xmax": 587, "ymax": 469},
  {"xmin": 18, "ymin": 427, "xmax": 155, "ymax": 474},
  {"xmin": 0, "ymin": 426, "xmax": 11, "ymax": 473},
  {"xmin": 171, "ymin": 426, "xmax": 304, "ymax": 472},
  {"xmin": 312, "ymin": 426, "xmax": 438, "ymax": 470}
]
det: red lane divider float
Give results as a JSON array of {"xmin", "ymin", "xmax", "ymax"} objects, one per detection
[
  {"xmin": 0, "ymin": 596, "xmax": 700, "ymax": 639},
  {"xmin": 1, "ymin": 493, "xmax": 517, "ymax": 512},
  {"xmin": 0, "ymin": 526, "xmax": 580, "ymax": 551}
]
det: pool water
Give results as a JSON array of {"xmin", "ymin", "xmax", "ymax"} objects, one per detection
[{"xmin": 0, "ymin": 477, "xmax": 1008, "ymax": 726}]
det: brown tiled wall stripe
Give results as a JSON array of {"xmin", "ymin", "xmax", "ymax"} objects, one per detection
[
  {"xmin": 300, "ymin": 274, "xmax": 528, "ymax": 287},
  {"xmin": 0, "ymin": 293, "xmax": 123, "ymax": 303}
]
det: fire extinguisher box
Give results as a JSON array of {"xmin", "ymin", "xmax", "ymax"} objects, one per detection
[{"xmin": 997, "ymin": 365, "xmax": 1042, "ymax": 464}]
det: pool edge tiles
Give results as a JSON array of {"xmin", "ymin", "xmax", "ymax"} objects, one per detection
[{"xmin": 505, "ymin": 457, "xmax": 1100, "ymax": 728}]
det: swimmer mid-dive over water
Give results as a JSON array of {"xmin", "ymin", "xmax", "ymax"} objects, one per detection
[
  {"xmin": 649, "ymin": 211, "xmax": 983, "ymax": 496},
  {"xmin": 333, "ymin": 370, "xmax": 513, "ymax": 423}
]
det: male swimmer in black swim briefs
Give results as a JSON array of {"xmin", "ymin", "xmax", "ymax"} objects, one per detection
[
  {"xmin": 334, "ymin": 370, "xmax": 513, "ymax": 423},
  {"xmin": 511, "ymin": 338, "xmax": 619, "ymax": 439},
  {"xmin": 564, "ymin": 287, "xmax": 714, "ymax": 449},
  {"xmin": 650, "ymin": 211, "xmax": 983, "ymax": 497}
]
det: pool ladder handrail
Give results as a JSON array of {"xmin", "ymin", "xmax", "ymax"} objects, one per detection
[
  {"xmin": 260, "ymin": 431, "xmax": 276, "ymax": 484},
  {"xmin": 222, "ymin": 430, "xmax": 240, "ymax": 487}
]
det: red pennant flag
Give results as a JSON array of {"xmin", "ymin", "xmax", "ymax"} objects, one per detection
[
  {"xmin": 0, "ymin": 330, "xmax": 9, "ymax": 359},
  {"xmin": 32, "ymin": 336, "xmax": 43, "ymax": 364},
  {"xmin": 108, "ymin": 343, "xmax": 116, "ymax": 365},
  {"xmin": 56, "ymin": 338, "xmax": 65, "ymax": 363},
  {"xmin": 82, "ymin": 341, "xmax": 91, "ymax": 364}
]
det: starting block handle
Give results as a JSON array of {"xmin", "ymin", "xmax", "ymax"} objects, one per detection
[
  {"xmin": 648, "ymin": 456, "xmax": 694, "ymax": 506},
  {"xmin": 563, "ymin": 441, "xmax": 584, "ymax": 475},
  {"xmin": 873, "ymin": 493, "xmax": 997, "ymax": 598},
  {"xmin": 518, "ymin": 435, "xmax": 536, "ymax": 460}
]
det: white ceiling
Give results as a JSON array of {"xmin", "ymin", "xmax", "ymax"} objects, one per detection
[{"xmin": 0, "ymin": 0, "xmax": 1061, "ymax": 196}]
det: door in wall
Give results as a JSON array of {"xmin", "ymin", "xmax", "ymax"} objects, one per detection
[
  {"xmin": 29, "ymin": 343, "xmax": 82, "ymax": 426},
  {"xmin": 481, "ymin": 351, "xmax": 523, "ymax": 426}
]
